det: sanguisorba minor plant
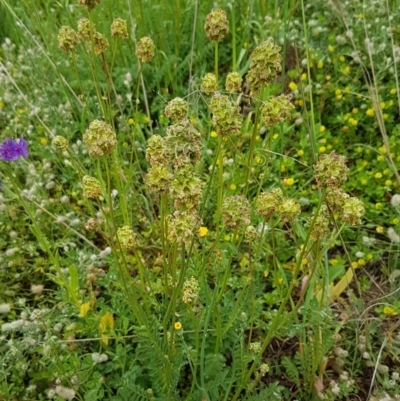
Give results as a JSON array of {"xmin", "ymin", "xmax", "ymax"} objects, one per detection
[{"xmin": 0, "ymin": 1, "xmax": 367, "ymax": 400}]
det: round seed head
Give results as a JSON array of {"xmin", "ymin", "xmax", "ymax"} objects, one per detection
[{"xmin": 204, "ymin": 8, "xmax": 229, "ymax": 41}]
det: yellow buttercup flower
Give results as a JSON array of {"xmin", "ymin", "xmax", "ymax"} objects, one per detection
[
  {"xmin": 376, "ymin": 226, "xmax": 384, "ymax": 234},
  {"xmin": 198, "ymin": 226, "xmax": 208, "ymax": 237},
  {"xmin": 289, "ymin": 82, "xmax": 298, "ymax": 91},
  {"xmin": 174, "ymin": 322, "xmax": 182, "ymax": 330},
  {"xmin": 383, "ymin": 306, "xmax": 397, "ymax": 316}
]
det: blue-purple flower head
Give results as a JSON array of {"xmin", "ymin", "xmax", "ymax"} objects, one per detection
[{"xmin": 0, "ymin": 137, "xmax": 29, "ymax": 161}]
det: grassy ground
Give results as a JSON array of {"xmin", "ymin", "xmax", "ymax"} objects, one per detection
[{"xmin": 0, "ymin": 0, "xmax": 400, "ymax": 400}]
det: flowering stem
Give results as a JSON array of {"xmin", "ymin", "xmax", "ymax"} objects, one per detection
[
  {"xmin": 135, "ymin": 63, "xmax": 142, "ymax": 116},
  {"xmin": 214, "ymin": 41, "xmax": 219, "ymax": 81},
  {"xmin": 244, "ymin": 96, "xmax": 262, "ymax": 196},
  {"xmin": 216, "ymin": 136, "xmax": 224, "ymax": 238}
]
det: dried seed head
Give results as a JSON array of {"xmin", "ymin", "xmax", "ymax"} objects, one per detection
[
  {"xmin": 111, "ymin": 18, "xmax": 128, "ymax": 39},
  {"xmin": 58, "ymin": 26, "xmax": 79, "ymax": 53},
  {"xmin": 93, "ymin": 31, "xmax": 109, "ymax": 55},
  {"xmin": 225, "ymin": 72, "xmax": 242, "ymax": 93},
  {"xmin": 170, "ymin": 165, "xmax": 204, "ymax": 211},
  {"xmin": 182, "ymin": 276, "xmax": 200, "ymax": 304},
  {"xmin": 255, "ymin": 188, "xmax": 283, "ymax": 220},
  {"xmin": 164, "ymin": 98, "xmax": 188, "ymax": 122},
  {"xmin": 314, "ymin": 152, "xmax": 348, "ymax": 189},
  {"xmin": 167, "ymin": 210, "xmax": 202, "ymax": 246},
  {"xmin": 204, "ymin": 8, "xmax": 229, "ymax": 41},
  {"xmin": 279, "ymin": 198, "xmax": 301, "ymax": 224},
  {"xmin": 83, "ymin": 120, "xmax": 117, "ymax": 158},
  {"xmin": 116, "ymin": 226, "xmax": 137, "ymax": 249},
  {"xmin": 77, "ymin": 18, "xmax": 92, "ymax": 41},
  {"xmin": 309, "ymin": 206, "xmax": 330, "ymax": 241},
  {"xmin": 246, "ymin": 39, "xmax": 282, "ymax": 96},
  {"xmin": 136, "ymin": 36, "xmax": 155, "ymax": 63},
  {"xmin": 145, "ymin": 165, "xmax": 173, "ymax": 194},
  {"xmin": 342, "ymin": 197, "xmax": 364, "ymax": 226},
  {"xmin": 146, "ymin": 135, "xmax": 170, "ymax": 167},
  {"xmin": 201, "ymin": 73, "xmax": 218, "ymax": 95},
  {"xmin": 78, "ymin": 0, "xmax": 100, "ymax": 11},
  {"xmin": 82, "ymin": 175, "xmax": 102, "ymax": 199},
  {"xmin": 52, "ymin": 136, "xmax": 69, "ymax": 152},
  {"xmin": 260, "ymin": 94, "xmax": 294, "ymax": 126},
  {"xmin": 222, "ymin": 195, "xmax": 251, "ymax": 231},
  {"xmin": 209, "ymin": 93, "xmax": 243, "ymax": 136}
]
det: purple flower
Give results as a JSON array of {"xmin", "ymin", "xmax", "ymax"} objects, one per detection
[{"xmin": 0, "ymin": 137, "xmax": 29, "ymax": 161}]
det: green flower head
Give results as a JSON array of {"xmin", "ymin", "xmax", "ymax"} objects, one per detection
[
  {"xmin": 204, "ymin": 8, "xmax": 229, "ymax": 42},
  {"xmin": 255, "ymin": 188, "xmax": 283, "ymax": 220},
  {"xmin": 314, "ymin": 152, "xmax": 348, "ymax": 189},
  {"xmin": 136, "ymin": 36, "xmax": 155, "ymax": 63},
  {"xmin": 111, "ymin": 18, "xmax": 128, "ymax": 39},
  {"xmin": 164, "ymin": 98, "xmax": 188, "ymax": 123},
  {"xmin": 209, "ymin": 93, "xmax": 243, "ymax": 136},
  {"xmin": 57, "ymin": 26, "xmax": 79, "ymax": 53},
  {"xmin": 225, "ymin": 72, "xmax": 242, "ymax": 93},
  {"xmin": 222, "ymin": 195, "xmax": 251, "ymax": 231},
  {"xmin": 83, "ymin": 120, "xmax": 117, "ymax": 158},
  {"xmin": 246, "ymin": 39, "xmax": 282, "ymax": 96},
  {"xmin": 201, "ymin": 73, "xmax": 218, "ymax": 95},
  {"xmin": 261, "ymin": 94, "xmax": 294, "ymax": 126},
  {"xmin": 82, "ymin": 175, "xmax": 102, "ymax": 199}
]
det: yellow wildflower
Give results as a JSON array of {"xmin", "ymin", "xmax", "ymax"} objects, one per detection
[
  {"xmin": 383, "ymin": 306, "xmax": 397, "ymax": 316},
  {"xmin": 289, "ymin": 82, "xmax": 298, "ymax": 91},
  {"xmin": 174, "ymin": 322, "xmax": 182, "ymax": 330},
  {"xmin": 297, "ymin": 149, "xmax": 304, "ymax": 157},
  {"xmin": 210, "ymin": 131, "xmax": 218, "ymax": 138},
  {"xmin": 283, "ymin": 178, "xmax": 295, "ymax": 186},
  {"xmin": 374, "ymin": 172, "xmax": 382, "ymax": 179},
  {"xmin": 328, "ymin": 45, "xmax": 334, "ymax": 52},
  {"xmin": 366, "ymin": 108, "xmax": 375, "ymax": 117},
  {"xmin": 230, "ymin": 184, "xmax": 237, "ymax": 190},
  {"xmin": 376, "ymin": 226, "xmax": 384, "ymax": 234},
  {"xmin": 198, "ymin": 226, "xmax": 208, "ymax": 237}
]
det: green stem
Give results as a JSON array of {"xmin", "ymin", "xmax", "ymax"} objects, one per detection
[
  {"xmin": 214, "ymin": 41, "xmax": 219, "ymax": 81},
  {"xmin": 216, "ymin": 136, "xmax": 224, "ymax": 238}
]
